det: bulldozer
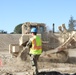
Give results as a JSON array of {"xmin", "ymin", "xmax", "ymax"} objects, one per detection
[{"xmin": 9, "ymin": 22, "xmax": 76, "ymax": 63}]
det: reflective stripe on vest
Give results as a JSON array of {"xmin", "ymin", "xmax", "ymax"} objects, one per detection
[
  {"xmin": 33, "ymin": 39, "xmax": 42, "ymax": 50},
  {"xmin": 30, "ymin": 35, "xmax": 42, "ymax": 55}
]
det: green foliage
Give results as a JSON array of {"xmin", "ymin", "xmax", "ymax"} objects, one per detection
[
  {"xmin": 0, "ymin": 30, "xmax": 7, "ymax": 34},
  {"xmin": 14, "ymin": 23, "xmax": 23, "ymax": 34},
  {"xmin": 68, "ymin": 16, "xmax": 76, "ymax": 31}
]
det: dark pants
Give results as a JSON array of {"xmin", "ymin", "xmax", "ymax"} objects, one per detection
[{"xmin": 30, "ymin": 54, "xmax": 40, "ymax": 75}]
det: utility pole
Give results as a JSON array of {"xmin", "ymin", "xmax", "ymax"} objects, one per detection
[{"xmin": 53, "ymin": 23, "xmax": 55, "ymax": 33}]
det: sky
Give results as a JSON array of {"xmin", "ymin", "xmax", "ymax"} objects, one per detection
[{"xmin": 0, "ymin": 0, "xmax": 76, "ymax": 33}]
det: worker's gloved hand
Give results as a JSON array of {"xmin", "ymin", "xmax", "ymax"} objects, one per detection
[{"xmin": 24, "ymin": 46, "xmax": 29, "ymax": 50}]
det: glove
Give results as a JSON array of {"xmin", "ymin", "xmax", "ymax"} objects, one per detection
[{"xmin": 24, "ymin": 46, "xmax": 29, "ymax": 50}]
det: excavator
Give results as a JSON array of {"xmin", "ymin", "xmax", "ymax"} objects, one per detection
[{"xmin": 9, "ymin": 22, "xmax": 76, "ymax": 63}]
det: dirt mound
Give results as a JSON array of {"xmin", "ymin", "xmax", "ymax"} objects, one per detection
[{"xmin": 0, "ymin": 34, "xmax": 21, "ymax": 51}]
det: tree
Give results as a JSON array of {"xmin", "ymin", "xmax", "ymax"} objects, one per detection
[
  {"xmin": 14, "ymin": 23, "xmax": 23, "ymax": 34},
  {"xmin": 0, "ymin": 30, "xmax": 7, "ymax": 34},
  {"xmin": 68, "ymin": 16, "xmax": 76, "ymax": 31}
]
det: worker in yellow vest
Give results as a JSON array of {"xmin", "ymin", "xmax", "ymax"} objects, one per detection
[{"xmin": 26, "ymin": 27, "xmax": 42, "ymax": 75}]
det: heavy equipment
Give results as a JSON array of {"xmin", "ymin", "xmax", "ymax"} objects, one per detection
[{"xmin": 9, "ymin": 22, "xmax": 76, "ymax": 63}]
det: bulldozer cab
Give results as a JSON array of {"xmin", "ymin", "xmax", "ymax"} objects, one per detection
[
  {"xmin": 30, "ymin": 25, "xmax": 44, "ymax": 33},
  {"xmin": 22, "ymin": 22, "xmax": 46, "ymax": 34}
]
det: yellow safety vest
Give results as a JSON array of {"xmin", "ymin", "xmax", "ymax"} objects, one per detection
[{"xmin": 29, "ymin": 35, "xmax": 42, "ymax": 55}]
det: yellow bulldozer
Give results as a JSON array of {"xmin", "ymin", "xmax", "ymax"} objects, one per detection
[{"xmin": 9, "ymin": 22, "xmax": 76, "ymax": 63}]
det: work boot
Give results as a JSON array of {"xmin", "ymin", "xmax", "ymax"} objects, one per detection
[
  {"xmin": 33, "ymin": 66, "xmax": 38, "ymax": 75},
  {"xmin": 33, "ymin": 72, "xmax": 38, "ymax": 75}
]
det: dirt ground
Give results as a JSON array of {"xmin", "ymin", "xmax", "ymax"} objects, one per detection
[{"xmin": 0, "ymin": 51, "xmax": 76, "ymax": 75}]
